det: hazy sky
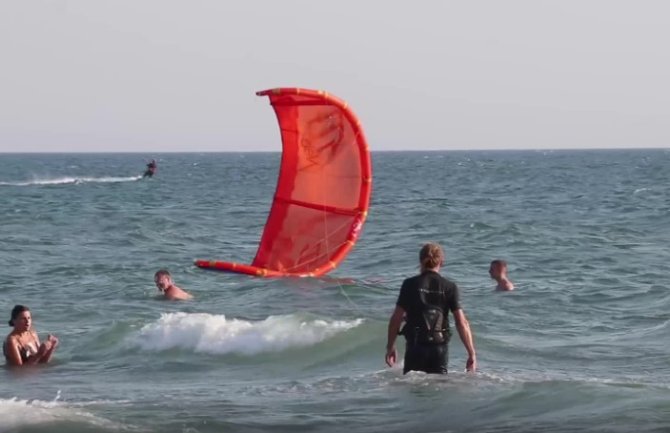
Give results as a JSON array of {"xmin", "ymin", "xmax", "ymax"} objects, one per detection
[{"xmin": 1, "ymin": 1, "xmax": 669, "ymax": 152}]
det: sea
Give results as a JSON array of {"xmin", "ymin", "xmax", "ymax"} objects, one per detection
[{"xmin": 0, "ymin": 150, "xmax": 668, "ymax": 433}]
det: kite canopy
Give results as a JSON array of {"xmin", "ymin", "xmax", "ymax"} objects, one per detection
[{"xmin": 195, "ymin": 87, "xmax": 372, "ymax": 277}]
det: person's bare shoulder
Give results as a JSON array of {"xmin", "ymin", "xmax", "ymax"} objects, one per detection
[
  {"xmin": 496, "ymin": 282, "xmax": 514, "ymax": 291},
  {"xmin": 165, "ymin": 287, "xmax": 193, "ymax": 301},
  {"xmin": 179, "ymin": 289, "xmax": 194, "ymax": 300}
]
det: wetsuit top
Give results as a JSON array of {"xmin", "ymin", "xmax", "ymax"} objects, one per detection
[{"xmin": 396, "ymin": 271, "xmax": 461, "ymax": 343}]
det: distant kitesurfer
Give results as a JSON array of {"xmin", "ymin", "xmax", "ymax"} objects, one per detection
[
  {"xmin": 143, "ymin": 159, "xmax": 157, "ymax": 178},
  {"xmin": 489, "ymin": 259, "xmax": 514, "ymax": 291},
  {"xmin": 154, "ymin": 269, "xmax": 193, "ymax": 300},
  {"xmin": 385, "ymin": 243, "xmax": 476, "ymax": 374},
  {"xmin": 4, "ymin": 305, "xmax": 59, "ymax": 366}
]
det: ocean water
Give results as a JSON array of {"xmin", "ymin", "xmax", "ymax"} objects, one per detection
[{"xmin": 0, "ymin": 150, "xmax": 669, "ymax": 433}]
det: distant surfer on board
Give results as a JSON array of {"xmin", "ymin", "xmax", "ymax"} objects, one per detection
[
  {"xmin": 385, "ymin": 243, "xmax": 476, "ymax": 374},
  {"xmin": 143, "ymin": 159, "xmax": 157, "ymax": 178}
]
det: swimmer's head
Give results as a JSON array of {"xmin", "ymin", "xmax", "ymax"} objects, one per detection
[
  {"xmin": 154, "ymin": 269, "xmax": 173, "ymax": 292},
  {"xmin": 9, "ymin": 305, "xmax": 31, "ymax": 329},
  {"xmin": 489, "ymin": 260, "xmax": 508, "ymax": 279}
]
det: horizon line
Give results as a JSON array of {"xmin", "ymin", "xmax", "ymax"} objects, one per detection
[{"xmin": 1, "ymin": 147, "xmax": 668, "ymax": 155}]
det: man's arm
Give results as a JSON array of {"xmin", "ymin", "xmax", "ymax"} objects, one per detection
[
  {"xmin": 385, "ymin": 306, "xmax": 405, "ymax": 367},
  {"xmin": 453, "ymin": 309, "xmax": 477, "ymax": 372}
]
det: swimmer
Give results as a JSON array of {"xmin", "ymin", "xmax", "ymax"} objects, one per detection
[
  {"xmin": 489, "ymin": 259, "xmax": 514, "ymax": 291},
  {"xmin": 154, "ymin": 269, "xmax": 193, "ymax": 300},
  {"xmin": 4, "ymin": 305, "xmax": 59, "ymax": 366}
]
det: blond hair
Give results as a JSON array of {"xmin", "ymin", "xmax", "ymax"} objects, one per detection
[{"xmin": 419, "ymin": 243, "xmax": 444, "ymax": 271}]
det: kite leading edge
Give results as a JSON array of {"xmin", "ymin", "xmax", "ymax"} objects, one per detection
[{"xmin": 195, "ymin": 87, "xmax": 372, "ymax": 277}]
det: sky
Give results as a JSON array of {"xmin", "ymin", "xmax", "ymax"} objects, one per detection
[{"xmin": 1, "ymin": 0, "xmax": 669, "ymax": 152}]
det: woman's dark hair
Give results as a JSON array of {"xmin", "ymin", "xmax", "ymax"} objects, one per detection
[{"xmin": 9, "ymin": 305, "xmax": 29, "ymax": 327}]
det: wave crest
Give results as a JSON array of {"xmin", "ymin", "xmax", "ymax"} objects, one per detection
[
  {"xmin": 132, "ymin": 312, "xmax": 363, "ymax": 355},
  {"xmin": 0, "ymin": 397, "xmax": 124, "ymax": 431}
]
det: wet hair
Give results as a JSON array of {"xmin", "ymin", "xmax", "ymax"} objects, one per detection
[
  {"xmin": 154, "ymin": 269, "xmax": 171, "ymax": 279},
  {"xmin": 490, "ymin": 259, "xmax": 508, "ymax": 269},
  {"xmin": 419, "ymin": 243, "xmax": 445, "ymax": 270},
  {"xmin": 9, "ymin": 305, "xmax": 29, "ymax": 327}
]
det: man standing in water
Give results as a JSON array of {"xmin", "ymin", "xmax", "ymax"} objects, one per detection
[
  {"xmin": 385, "ymin": 243, "xmax": 476, "ymax": 374},
  {"xmin": 154, "ymin": 269, "xmax": 193, "ymax": 300},
  {"xmin": 489, "ymin": 259, "xmax": 514, "ymax": 291}
]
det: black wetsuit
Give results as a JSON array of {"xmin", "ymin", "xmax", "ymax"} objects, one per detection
[
  {"xmin": 143, "ymin": 162, "xmax": 156, "ymax": 178},
  {"xmin": 396, "ymin": 270, "xmax": 460, "ymax": 374}
]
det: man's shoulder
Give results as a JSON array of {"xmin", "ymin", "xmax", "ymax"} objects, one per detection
[
  {"xmin": 402, "ymin": 274, "xmax": 420, "ymax": 284},
  {"xmin": 402, "ymin": 273, "xmax": 426, "ymax": 288},
  {"xmin": 163, "ymin": 287, "xmax": 180, "ymax": 299},
  {"xmin": 165, "ymin": 286, "xmax": 192, "ymax": 300},
  {"xmin": 403, "ymin": 272, "xmax": 456, "ymax": 287},
  {"xmin": 440, "ymin": 275, "xmax": 458, "ymax": 289},
  {"xmin": 497, "ymin": 282, "xmax": 514, "ymax": 291},
  {"xmin": 425, "ymin": 272, "xmax": 457, "ymax": 288}
]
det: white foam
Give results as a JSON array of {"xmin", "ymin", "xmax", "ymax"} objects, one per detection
[
  {"xmin": 0, "ymin": 175, "xmax": 142, "ymax": 186},
  {"xmin": 132, "ymin": 312, "xmax": 364, "ymax": 355},
  {"xmin": 0, "ymin": 397, "xmax": 124, "ymax": 432}
]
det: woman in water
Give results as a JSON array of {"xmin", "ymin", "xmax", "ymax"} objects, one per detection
[{"xmin": 4, "ymin": 305, "xmax": 59, "ymax": 366}]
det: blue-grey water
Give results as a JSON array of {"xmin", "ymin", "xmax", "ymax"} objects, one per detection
[{"xmin": 0, "ymin": 150, "xmax": 669, "ymax": 433}]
